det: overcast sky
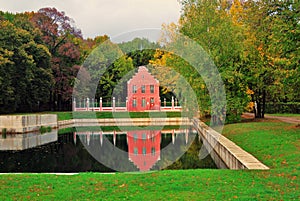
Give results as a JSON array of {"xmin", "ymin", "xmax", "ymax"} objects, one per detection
[{"xmin": 1, "ymin": 0, "xmax": 182, "ymax": 42}]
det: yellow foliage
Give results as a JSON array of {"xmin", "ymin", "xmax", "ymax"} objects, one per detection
[
  {"xmin": 229, "ymin": 0, "xmax": 244, "ymax": 26},
  {"xmin": 246, "ymin": 88, "xmax": 254, "ymax": 95},
  {"xmin": 246, "ymin": 101, "xmax": 254, "ymax": 112}
]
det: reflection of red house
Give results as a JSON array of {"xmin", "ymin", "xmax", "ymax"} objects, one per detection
[
  {"xmin": 127, "ymin": 66, "xmax": 160, "ymax": 111},
  {"xmin": 127, "ymin": 130, "xmax": 161, "ymax": 171}
]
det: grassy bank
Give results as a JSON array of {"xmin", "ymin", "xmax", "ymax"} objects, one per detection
[
  {"xmin": 0, "ymin": 111, "xmax": 182, "ymax": 121},
  {"xmin": 267, "ymin": 113, "xmax": 300, "ymax": 120},
  {"xmin": 0, "ymin": 119, "xmax": 299, "ymax": 200},
  {"xmin": 50, "ymin": 111, "xmax": 182, "ymax": 121}
]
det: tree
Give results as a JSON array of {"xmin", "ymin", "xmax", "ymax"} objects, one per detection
[
  {"xmin": 30, "ymin": 7, "xmax": 82, "ymax": 110},
  {"xmin": 0, "ymin": 15, "xmax": 53, "ymax": 113},
  {"xmin": 118, "ymin": 38, "xmax": 159, "ymax": 67},
  {"xmin": 163, "ymin": 0, "xmax": 250, "ymax": 123},
  {"xmin": 241, "ymin": 0, "xmax": 299, "ymax": 117}
]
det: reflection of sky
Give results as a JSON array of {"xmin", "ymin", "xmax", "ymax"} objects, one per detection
[
  {"xmin": 1, "ymin": 0, "xmax": 181, "ymax": 40},
  {"xmin": 76, "ymin": 128, "xmax": 195, "ymax": 171}
]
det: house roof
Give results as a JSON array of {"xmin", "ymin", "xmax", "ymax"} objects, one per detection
[{"xmin": 127, "ymin": 66, "xmax": 159, "ymax": 85}]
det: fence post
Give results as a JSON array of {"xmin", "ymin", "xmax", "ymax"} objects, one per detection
[
  {"xmin": 86, "ymin": 98, "xmax": 89, "ymax": 111},
  {"xmin": 126, "ymin": 97, "xmax": 128, "ymax": 111},
  {"xmin": 113, "ymin": 97, "xmax": 116, "ymax": 111},
  {"xmin": 164, "ymin": 98, "xmax": 166, "ymax": 107},
  {"xmin": 72, "ymin": 98, "xmax": 76, "ymax": 111},
  {"xmin": 100, "ymin": 97, "xmax": 102, "ymax": 111},
  {"xmin": 172, "ymin": 96, "xmax": 174, "ymax": 110}
]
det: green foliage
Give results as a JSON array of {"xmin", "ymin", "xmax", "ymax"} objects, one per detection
[
  {"xmin": 118, "ymin": 38, "xmax": 160, "ymax": 66},
  {"xmin": 0, "ymin": 17, "xmax": 54, "ymax": 113},
  {"xmin": 265, "ymin": 102, "xmax": 300, "ymax": 114},
  {"xmin": 1, "ymin": 2, "xmax": 298, "ymax": 119},
  {"xmin": 176, "ymin": 0, "xmax": 300, "ymax": 121}
]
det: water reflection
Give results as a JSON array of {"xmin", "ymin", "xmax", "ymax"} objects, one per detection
[
  {"xmin": 0, "ymin": 130, "xmax": 58, "ymax": 151},
  {"xmin": 75, "ymin": 128, "xmax": 196, "ymax": 172},
  {"xmin": 0, "ymin": 128, "xmax": 216, "ymax": 173}
]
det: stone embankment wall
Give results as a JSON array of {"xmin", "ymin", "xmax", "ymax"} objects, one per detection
[
  {"xmin": 0, "ymin": 115, "xmax": 57, "ymax": 133},
  {"xmin": 58, "ymin": 117, "xmax": 191, "ymax": 128},
  {"xmin": 193, "ymin": 119, "xmax": 269, "ymax": 170}
]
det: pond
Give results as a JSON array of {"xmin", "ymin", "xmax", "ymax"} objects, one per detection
[{"xmin": 0, "ymin": 127, "xmax": 217, "ymax": 172}]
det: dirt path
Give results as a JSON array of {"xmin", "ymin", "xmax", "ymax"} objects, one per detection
[{"xmin": 243, "ymin": 113, "xmax": 300, "ymax": 124}]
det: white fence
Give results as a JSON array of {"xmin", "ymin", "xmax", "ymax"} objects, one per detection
[{"xmin": 72, "ymin": 96, "xmax": 182, "ymax": 112}]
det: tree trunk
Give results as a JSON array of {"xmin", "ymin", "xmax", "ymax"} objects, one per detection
[{"xmin": 262, "ymin": 89, "xmax": 266, "ymax": 118}]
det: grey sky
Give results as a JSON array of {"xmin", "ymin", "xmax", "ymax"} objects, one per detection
[{"xmin": 1, "ymin": 0, "xmax": 182, "ymax": 42}]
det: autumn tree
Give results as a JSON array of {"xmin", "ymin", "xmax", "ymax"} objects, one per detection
[
  {"xmin": 30, "ymin": 7, "xmax": 82, "ymax": 111},
  {"xmin": 241, "ymin": 0, "xmax": 300, "ymax": 117},
  {"xmin": 163, "ymin": 0, "xmax": 249, "ymax": 123}
]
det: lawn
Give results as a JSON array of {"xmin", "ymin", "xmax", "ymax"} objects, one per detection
[
  {"xmin": 0, "ymin": 119, "xmax": 299, "ymax": 200},
  {"xmin": 266, "ymin": 113, "xmax": 300, "ymax": 120},
  {"xmin": 0, "ymin": 111, "xmax": 183, "ymax": 121},
  {"xmin": 51, "ymin": 111, "xmax": 183, "ymax": 121}
]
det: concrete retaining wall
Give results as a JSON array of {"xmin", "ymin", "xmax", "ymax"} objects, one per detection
[
  {"xmin": 58, "ymin": 117, "xmax": 191, "ymax": 129},
  {"xmin": 0, "ymin": 115, "xmax": 57, "ymax": 133},
  {"xmin": 193, "ymin": 119, "xmax": 269, "ymax": 170}
]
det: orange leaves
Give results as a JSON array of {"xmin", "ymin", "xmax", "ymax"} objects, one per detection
[{"xmin": 246, "ymin": 89, "xmax": 254, "ymax": 95}]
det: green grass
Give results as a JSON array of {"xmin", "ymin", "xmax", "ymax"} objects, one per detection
[
  {"xmin": 267, "ymin": 113, "xmax": 300, "ymax": 119},
  {"xmin": 0, "ymin": 111, "xmax": 182, "ymax": 121},
  {"xmin": 55, "ymin": 111, "xmax": 182, "ymax": 121},
  {"xmin": 0, "ymin": 120, "xmax": 299, "ymax": 200}
]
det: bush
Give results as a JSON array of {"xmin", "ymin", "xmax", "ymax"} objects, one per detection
[{"xmin": 265, "ymin": 102, "xmax": 300, "ymax": 114}]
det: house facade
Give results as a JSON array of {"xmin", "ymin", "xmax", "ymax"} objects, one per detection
[
  {"xmin": 127, "ymin": 66, "xmax": 160, "ymax": 111},
  {"xmin": 127, "ymin": 130, "xmax": 161, "ymax": 171}
]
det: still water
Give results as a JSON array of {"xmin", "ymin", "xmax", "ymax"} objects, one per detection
[{"xmin": 0, "ymin": 127, "xmax": 216, "ymax": 172}]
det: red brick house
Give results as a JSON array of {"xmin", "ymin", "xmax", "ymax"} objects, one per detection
[
  {"xmin": 127, "ymin": 66, "xmax": 160, "ymax": 111},
  {"xmin": 127, "ymin": 130, "xmax": 161, "ymax": 171}
]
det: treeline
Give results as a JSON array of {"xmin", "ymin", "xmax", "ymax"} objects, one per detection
[
  {"xmin": 0, "ymin": 8, "xmax": 158, "ymax": 113},
  {"xmin": 150, "ymin": 0, "xmax": 299, "ymax": 123},
  {"xmin": 0, "ymin": 1, "xmax": 299, "ymax": 123}
]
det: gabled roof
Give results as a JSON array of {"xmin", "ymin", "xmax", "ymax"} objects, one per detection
[{"xmin": 127, "ymin": 66, "xmax": 159, "ymax": 85}]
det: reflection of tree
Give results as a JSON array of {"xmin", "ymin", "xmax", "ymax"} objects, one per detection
[
  {"xmin": 0, "ymin": 132, "xmax": 216, "ymax": 172},
  {"xmin": 153, "ymin": 133, "xmax": 217, "ymax": 170}
]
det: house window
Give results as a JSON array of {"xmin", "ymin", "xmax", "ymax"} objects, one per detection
[
  {"xmin": 134, "ymin": 147, "xmax": 138, "ymax": 155},
  {"xmin": 151, "ymin": 147, "xmax": 156, "ymax": 156},
  {"xmin": 132, "ymin": 98, "xmax": 137, "ymax": 108},
  {"xmin": 150, "ymin": 98, "xmax": 154, "ymax": 104},
  {"xmin": 142, "ymin": 98, "xmax": 146, "ymax": 107},
  {"xmin": 141, "ymin": 85, "xmax": 145, "ymax": 93},
  {"xmin": 150, "ymin": 85, "xmax": 154, "ymax": 93},
  {"xmin": 142, "ymin": 133, "xmax": 146, "ymax": 141},
  {"xmin": 133, "ymin": 134, "xmax": 138, "ymax": 142},
  {"xmin": 132, "ymin": 85, "xmax": 137, "ymax": 93},
  {"xmin": 142, "ymin": 147, "xmax": 146, "ymax": 155}
]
